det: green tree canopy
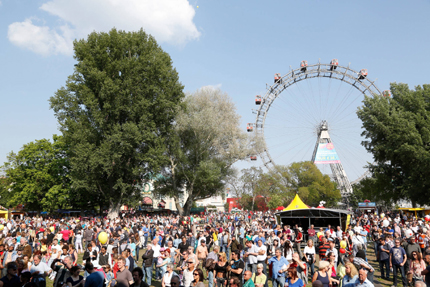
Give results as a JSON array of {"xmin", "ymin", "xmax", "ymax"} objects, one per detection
[
  {"xmin": 49, "ymin": 28, "xmax": 184, "ymax": 217},
  {"xmin": 260, "ymin": 162, "xmax": 341, "ymax": 208},
  {"xmin": 357, "ymin": 83, "xmax": 430, "ymax": 206},
  {"xmin": 0, "ymin": 135, "xmax": 70, "ymax": 211},
  {"xmin": 154, "ymin": 87, "xmax": 251, "ymax": 215}
]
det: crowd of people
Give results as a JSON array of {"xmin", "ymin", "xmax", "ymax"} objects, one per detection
[{"xmin": 0, "ymin": 210, "xmax": 430, "ymax": 287}]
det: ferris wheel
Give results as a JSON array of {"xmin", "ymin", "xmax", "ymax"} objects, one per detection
[{"xmin": 247, "ymin": 60, "xmax": 390, "ymax": 195}]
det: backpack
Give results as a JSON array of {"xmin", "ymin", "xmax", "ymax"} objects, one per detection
[{"xmin": 205, "ymin": 258, "xmax": 216, "ymax": 271}]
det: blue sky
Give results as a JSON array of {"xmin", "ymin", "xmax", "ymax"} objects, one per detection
[{"xmin": 1, "ymin": 0, "xmax": 430, "ymax": 181}]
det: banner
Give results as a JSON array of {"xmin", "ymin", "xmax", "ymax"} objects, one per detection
[{"xmin": 314, "ymin": 143, "xmax": 341, "ymax": 164}]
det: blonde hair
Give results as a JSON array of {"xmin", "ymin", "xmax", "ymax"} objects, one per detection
[
  {"xmin": 218, "ymin": 252, "xmax": 227, "ymax": 262},
  {"xmin": 345, "ymin": 262, "xmax": 358, "ymax": 277},
  {"xmin": 307, "ymin": 239, "xmax": 313, "ymax": 247}
]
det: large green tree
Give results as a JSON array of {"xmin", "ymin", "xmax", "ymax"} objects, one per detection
[
  {"xmin": 49, "ymin": 28, "xmax": 184, "ymax": 217},
  {"xmin": 263, "ymin": 162, "xmax": 342, "ymax": 207},
  {"xmin": 0, "ymin": 135, "xmax": 70, "ymax": 211},
  {"xmin": 357, "ymin": 83, "xmax": 430, "ymax": 206},
  {"xmin": 154, "ymin": 87, "xmax": 251, "ymax": 215}
]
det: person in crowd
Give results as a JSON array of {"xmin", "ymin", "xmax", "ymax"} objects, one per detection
[
  {"xmin": 243, "ymin": 270, "xmax": 255, "ymax": 287},
  {"xmin": 407, "ymin": 251, "xmax": 426, "ymax": 286},
  {"xmin": 30, "ymin": 254, "xmax": 51, "ymax": 287},
  {"xmin": 378, "ymin": 237, "xmax": 391, "ymax": 280},
  {"xmin": 348, "ymin": 253, "xmax": 375, "ymax": 283},
  {"xmin": 286, "ymin": 266, "xmax": 304, "ymax": 287},
  {"xmin": 51, "ymin": 257, "xmax": 73, "ymax": 287},
  {"xmin": 141, "ymin": 243, "xmax": 154, "ymax": 286},
  {"xmin": 131, "ymin": 267, "xmax": 149, "ymax": 287},
  {"xmin": 161, "ymin": 263, "xmax": 175, "ymax": 287},
  {"xmin": 196, "ymin": 240, "xmax": 208, "ymax": 270},
  {"xmin": 84, "ymin": 262, "xmax": 104, "ymax": 287},
  {"xmin": 342, "ymin": 262, "xmax": 358, "ymax": 287},
  {"xmin": 183, "ymin": 257, "xmax": 196, "ymax": 287},
  {"xmin": 116, "ymin": 257, "xmax": 133, "ymax": 287},
  {"xmin": 213, "ymin": 252, "xmax": 228, "ymax": 287},
  {"xmin": 268, "ymin": 248, "xmax": 289, "ymax": 287},
  {"xmin": 312, "ymin": 261, "xmax": 331, "ymax": 287},
  {"xmin": 390, "ymin": 238, "xmax": 408, "ymax": 287},
  {"xmin": 206, "ymin": 245, "xmax": 219, "ymax": 287},
  {"xmin": 191, "ymin": 268, "xmax": 205, "ymax": 287},
  {"xmin": 230, "ymin": 251, "xmax": 244, "ymax": 287},
  {"xmin": 66, "ymin": 266, "xmax": 84, "ymax": 287},
  {"xmin": 343, "ymin": 269, "xmax": 374, "ymax": 287},
  {"xmin": 304, "ymin": 239, "xmax": 316, "ymax": 278},
  {"xmin": 0, "ymin": 262, "xmax": 20, "ymax": 287},
  {"xmin": 252, "ymin": 263, "xmax": 267, "ymax": 287}
]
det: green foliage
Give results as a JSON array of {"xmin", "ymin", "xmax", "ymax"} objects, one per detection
[
  {"xmin": 1, "ymin": 135, "xmax": 70, "ymax": 211},
  {"xmin": 154, "ymin": 87, "xmax": 250, "ymax": 215},
  {"xmin": 357, "ymin": 83, "xmax": 430, "ymax": 206},
  {"xmin": 49, "ymin": 28, "xmax": 184, "ymax": 217},
  {"xmin": 227, "ymin": 161, "xmax": 341, "ymax": 210}
]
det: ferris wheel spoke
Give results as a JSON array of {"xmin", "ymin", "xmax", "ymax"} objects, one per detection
[
  {"xmin": 294, "ymin": 80, "xmax": 321, "ymax": 123},
  {"xmin": 326, "ymin": 84, "xmax": 356, "ymax": 120},
  {"xmin": 254, "ymin": 61, "xmax": 383, "ymax": 188},
  {"xmin": 330, "ymin": 92, "xmax": 366, "ymax": 124},
  {"xmin": 278, "ymin": 89, "xmax": 320, "ymax": 125}
]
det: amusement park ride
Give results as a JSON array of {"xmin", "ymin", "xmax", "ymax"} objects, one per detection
[{"xmin": 247, "ymin": 59, "xmax": 391, "ymax": 197}]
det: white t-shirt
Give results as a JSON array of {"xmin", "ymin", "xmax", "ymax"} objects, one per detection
[
  {"xmin": 247, "ymin": 244, "xmax": 258, "ymax": 264},
  {"xmin": 75, "ymin": 234, "xmax": 83, "ymax": 243},
  {"xmin": 153, "ymin": 244, "xmax": 161, "ymax": 257},
  {"xmin": 30, "ymin": 262, "xmax": 51, "ymax": 274},
  {"xmin": 303, "ymin": 246, "xmax": 316, "ymax": 262},
  {"xmin": 255, "ymin": 244, "xmax": 267, "ymax": 261},
  {"xmin": 163, "ymin": 271, "xmax": 173, "ymax": 287}
]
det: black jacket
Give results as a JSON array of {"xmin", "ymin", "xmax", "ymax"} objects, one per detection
[{"xmin": 141, "ymin": 249, "xmax": 154, "ymax": 267}]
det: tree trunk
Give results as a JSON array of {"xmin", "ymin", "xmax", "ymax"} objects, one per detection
[
  {"xmin": 108, "ymin": 201, "xmax": 121, "ymax": 219},
  {"xmin": 252, "ymin": 196, "xmax": 255, "ymax": 211},
  {"xmin": 173, "ymin": 194, "xmax": 184, "ymax": 215},
  {"xmin": 182, "ymin": 197, "xmax": 193, "ymax": 216}
]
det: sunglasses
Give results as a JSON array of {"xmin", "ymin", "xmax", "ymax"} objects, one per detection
[{"xmin": 193, "ymin": 273, "xmax": 199, "ymax": 276}]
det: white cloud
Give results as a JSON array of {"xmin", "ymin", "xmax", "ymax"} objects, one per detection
[{"xmin": 8, "ymin": 0, "xmax": 200, "ymax": 56}]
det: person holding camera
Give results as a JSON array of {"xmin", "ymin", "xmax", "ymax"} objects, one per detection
[{"xmin": 50, "ymin": 256, "xmax": 73, "ymax": 287}]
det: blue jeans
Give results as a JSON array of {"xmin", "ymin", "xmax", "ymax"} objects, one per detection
[
  {"xmin": 392, "ymin": 265, "xmax": 406, "ymax": 287},
  {"xmin": 306, "ymin": 262, "xmax": 315, "ymax": 278},
  {"xmin": 222, "ymin": 244, "xmax": 229, "ymax": 260},
  {"xmin": 208, "ymin": 271, "xmax": 214, "ymax": 287},
  {"xmin": 379, "ymin": 259, "xmax": 390, "ymax": 278},
  {"xmin": 135, "ymin": 246, "xmax": 140, "ymax": 261},
  {"xmin": 153, "ymin": 257, "xmax": 161, "ymax": 279},
  {"xmin": 143, "ymin": 266, "xmax": 152, "ymax": 286},
  {"xmin": 273, "ymin": 276, "xmax": 285, "ymax": 287}
]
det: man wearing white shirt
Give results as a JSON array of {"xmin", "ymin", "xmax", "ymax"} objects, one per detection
[
  {"xmin": 325, "ymin": 239, "xmax": 338, "ymax": 266},
  {"xmin": 245, "ymin": 240, "xmax": 258, "ymax": 273},
  {"xmin": 152, "ymin": 239, "xmax": 161, "ymax": 280},
  {"xmin": 256, "ymin": 239, "xmax": 268, "ymax": 287},
  {"xmin": 336, "ymin": 226, "xmax": 343, "ymax": 239}
]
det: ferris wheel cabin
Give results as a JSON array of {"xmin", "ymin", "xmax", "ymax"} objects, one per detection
[
  {"xmin": 274, "ymin": 73, "xmax": 282, "ymax": 83},
  {"xmin": 247, "ymin": 123, "xmax": 254, "ymax": 132},
  {"xmin": 330, "ymin": 59, "xmax": 338, "ymax": 71},
  {"xmin": 358, "ymin": 69, "xmax": 368, "ymax": 80},
  {"xmin": 255, "ymin": 95, "xmax": 262, "ymax": 105},
  {"xmin": 382, "ymin": 90, "xmax": 392, "ymax": 97},
  {"xmin": 300, "ymin": 60, "xmax": 308, "ymax": 72}
]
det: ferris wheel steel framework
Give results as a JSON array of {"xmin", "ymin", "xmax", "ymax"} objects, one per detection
[{"xmin": 253, "ymin": 61, "xmax": 382, "ymax": 194}]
